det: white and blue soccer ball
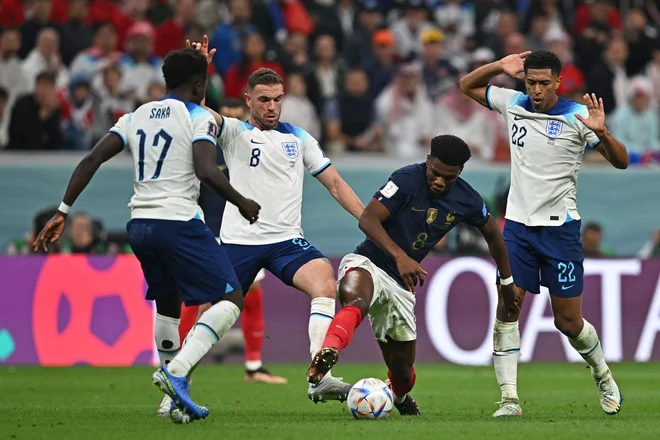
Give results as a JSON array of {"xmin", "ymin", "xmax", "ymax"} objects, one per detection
[{"xmin": 346, "ymin": 378, "xmax": 394, "ymax": 420}]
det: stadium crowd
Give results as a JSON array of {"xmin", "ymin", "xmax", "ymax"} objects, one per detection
[{"xmin": 2, "ymin": 0, "xmax": 660, "ymax": 162}]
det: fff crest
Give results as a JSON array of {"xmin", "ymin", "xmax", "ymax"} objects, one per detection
[
  {"xmin": 546, "ymin": 120, "xmax": 563, "ymax": 138},
  {"xmin": 426, "ymin": 208, "xmax": 438, "ymax": 224},
  {"xmin": 282, "ymin": 142, "xmax": 299, "ymax": 159}
]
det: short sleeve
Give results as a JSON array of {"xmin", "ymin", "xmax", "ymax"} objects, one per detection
[
  {"xmin": 191, "ymin": 108, "xmax": 218, "ymax": 146},
  {"xmin": 301, "ymin": 128, "xmax": 331, "ymax": 176},
  {"xmin": 374, "ymin": 169, "xmax": 415, "ymax": 214},
  {"xmin": 486, "ymin": 85, "xmax": 523, "ymax": 115},
  {"xmin": 217, "ymin": 116, "xmax": 249, "ymax": 152},
  {"xmin": 573, "ymin": 105, "xmax": 601, "ymax": 149},
  {"xmin": 108, "ymin": 112, "xmax": 132, "ymax": 148},
  {"xmin": 463, "ymin": 200, "xmax": 490, "ymax": 228}
]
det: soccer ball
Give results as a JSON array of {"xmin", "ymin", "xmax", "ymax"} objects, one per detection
[{"xmin": 346, "ymin": 378, "xmax": 394, "ymax": 419}]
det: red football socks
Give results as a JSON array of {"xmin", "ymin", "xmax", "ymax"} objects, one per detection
[
  {"xmin": 321, "ymin": 306, "xmax": 364, "ymax": 351},
  {"xmin": 388, "ymin": 366, "xmax": 416, "ymax": 398},
  {"xmin": 242, "ymin": 287, "xmax": 265, "ymax": 362},
  {"xmin": 178, "ymin": 304, "xmax": 199, "ymax": 345}
]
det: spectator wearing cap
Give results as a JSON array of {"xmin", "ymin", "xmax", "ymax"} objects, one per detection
[
  {"xmin": 374, "ymin": 62, "xmax": 433, "ymax": 158},
  {"xmin": 155, "ymin": 0, "xmax": 197, "ymax": 59},
  {"xmin": 59, "ymin": 0, "xmax": 93, "ymax": 66},
  {"xmin": 59, "ymin": 72, "xmax": 94, "ymax": 150},
  {"xmin": 545, "ymin": 31, "xmax": 585, "ymax": 99},
  {"xmin": 610, "ymin": 76, "xmax": 660, "ymax": 155},
  {"xmin": 343, "ymin": 0, "xmax": 383, "ymax": 67},
  {"xmin": 8, "ymin": 72, "xmax": 63, "ymax": 150},
  {"xmin": 210, "ymin": 0, "xmax": 256, "ymax": 76},
  {"xmin": 19, "ymin": 0, "xmax": 60, "ymax": 59},
  {"xmin": 362, "ymin": 29, "xmax": 397, "ymax": 99},
  {"xmin": 22, "ymin": 28, "xmax": 70, "ymax": 92},
  {"xmin": 120, "ymin": 21, "xmax": 164, "ymax": 105},
  {"xmin": 224, "ymin": 32, "xmax": 285, "ymax": 99},
  {"xmin": 390, "ymin": 0, "xmax": 434, "ymax": 60},
  {"xmin": 419, "ymin": 28, "xmax": 459, "ymax": 102},
  {"xmin": 0, "ymin": 27, "xmax": 30, "ymax": 148}
]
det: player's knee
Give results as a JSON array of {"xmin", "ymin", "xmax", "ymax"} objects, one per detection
[
  {"xmin": 554, "ymin": 314, "xmax": 582, "ymax": 338},
  {"xmin": 221, "ymin": 289, "xmax": 244, "ymax": 312},
  {"xmin": 308, "ymin": 277, "xmax": 336, "ymax": 299}
]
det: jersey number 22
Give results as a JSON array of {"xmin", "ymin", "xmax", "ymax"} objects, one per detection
[{"xmin": 136, "ymin": 129, "xmax": 173, "ymax": 181}]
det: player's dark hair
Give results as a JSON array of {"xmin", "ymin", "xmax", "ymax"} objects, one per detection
[
  {"xmin": 584, "ymin": 222, "xmax": 603, "ymax": 233},
  {"xmin": 36, "ymin": 71, "xmax": 57, "ymax": 85},
  {"xmin": 162, "ymin": 48, "xmax": 208, "ymax": 91},
  {"xmin": 524, "ymin": 50, "xmax": 562, "ymax": 76},
  {"xmin": 430, "ymin": 135, "xmax": 472, "ymax": 167},
  {"xmin": 247, "ymin": 68, "xmax": 284, "ymax": 91}
]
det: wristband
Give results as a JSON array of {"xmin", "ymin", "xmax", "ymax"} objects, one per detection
[
  {"xmin": 58, "ymin": 202, "xmax": 71, "ymax": 215},
  {"xmin": 500, "ymin": 276, "xmax": 514, "ymax": 286}
]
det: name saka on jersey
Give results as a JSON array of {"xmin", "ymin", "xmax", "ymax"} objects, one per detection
[
  {"xmin": 486, "ymin": 85, "xmax": 601, "ymax": 227},
  {"xmin": 217, "ymin": 118, "xmax": 330, "ymax": 245},
  {"xmin": 355, "ymin": 163, "xmax": 489, "ymax": 288}
]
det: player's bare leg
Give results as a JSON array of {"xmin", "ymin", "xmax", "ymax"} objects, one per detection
[
  {"xmin": 293, "ymin": 258, "xmax": 352, "ymax": 402},
  {"xmin": 378, "ymin": 338, "xmax": 420, "ymax": 416},
  {"xmin": 492, "ymin": 286, "xmax": 525, "ymax": 417},
  {"xmin": 307, "ymin": 268, "xmax": 372, "ymax": 384},
  {"xmin": 154, "ymin": 297, "xmax": 182, "ymax": 417},
  {"xmin": 551, "ymin": 295, "xmax": 622, "ymax": 414}
]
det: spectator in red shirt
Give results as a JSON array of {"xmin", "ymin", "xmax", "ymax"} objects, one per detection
[
  {"xmin": 573, "ymin": 0, "xmax": 622, "ymax": 37},
  {"xmin": 155, "ymin": 0, "xmax": 196, "ymax": 58},
  {"xmin": 223, "ymin": 32, "xmax": 285, "ymax": 99},
  {"xmin": 546, "ymin": 30, "xmax": 585, "ymax": 98}
]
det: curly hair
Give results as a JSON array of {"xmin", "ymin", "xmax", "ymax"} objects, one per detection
[
  {"xmin": 162, "ymin": 48, "xmax": 208, "ymax": 90},
  {"xmin": 524, "ymin": 50, "xmax": 562, "ymax": 76},
  {"xmin": 430, "ymin": 135, "xmax": 472, "ymax": 167}
]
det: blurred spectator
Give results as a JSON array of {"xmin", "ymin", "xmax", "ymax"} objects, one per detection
[
  {"xmin": 22, "ymin": 28, "xmax": 70, "ymax": 91},
  {"xmin": 420, "ymin": 28, "xmax": 459, "ymax": 102},
  {"xmin": 573, "ymin": 0, "xmax": 621, "ymax": 37},
  {"xmin": 433, "ymin": 0, "xmax": 476, "ymax": 41},
  {"xmin": 435, "ymin": 83, "xmax": 501, "ymax": 161},
  {"xmin": 362, "ymin": 29, "xmax": 397, "ymax": 100},
  {"xmin": 526, "ymin": 13, "xmax": 550, "ymax": 51},
  {"xmin": 86, "ymin": 0, "xmax": 132, "ymax": 50},
  {"xmin": 91, "ymin": 61, "xmax": 133, "ymax": 144},
  {"xmin": 305, "ymin": 34, "xmax": 346, "ymax": 114},
  {"xmin": 637, "ymin": 230, "xmax": 660, "ymax": 258},
  {"xmin": 120, "ymin": 21, "xmax": 164, "ymax": 104},
  {"xmin": 545, "ymin": 30, "xmax": 585, "ymax": 98},
  {"xmin": 59, "ymin": 72, "xmax": 94, "ymax": 150},
  {"xmin": 610, "ymin": 76, "xmax": 660, "ymax": 155},
  {"xmin": 19, "ymin": 0, "xmax": 59, "ymax": 59},
  {"xmin": 587, "ymin": 37, "xmax": 630, "ymax": 115},
  {"xmin": 623, "ymin": 9, "xmax": 655, "ymax": 77},
  {"xmin": 343, "ymin": 0, "xmax": 383, "ymax": 67},
  {"xmin": 374, "ymin": 62, "xmax": 433, "ymax": 158},
  {"xmin": 5, "ymin": 206, "xmax": 60, "ymax": 255},
  {"xmin": 487, "ymin": 9, "xmax": 518, "ymax": 59},
  {"xmin": 336, "ymin": 0, "xmax": 358, "ymax": 38},
  {"xmin": 280, "ymin": 73, "xmax": 321, "ymax": 140},
  {"xmin": 70, "ymin": 22, "xmax": 122, "ymax": 81},
  {"xmin": 0, "ymin": 27, "xmax": 29, "ymax": 148},
  {"xmin": 324, "ymin": 68, "xmax": 377, "ymax": 152},
  {"xmin": 59, "ymin": 0, "xmax": 93, "ymax": 66},
  {"xmin": 0, "ymin": 87, "xmax": 7, "ymax": 148},
  {"xmin": 8, "ymin": 71, "xmax": 63, "ymax": 150},
  {"xmin": 280, "ymin": 32, "xmax": 312, "ymax": 74},
  {"xmin": 390, "ymin": 0, "xmax": 433, "ymax": 60},
  {"xmin": 61, "ymin": 212, "xmax": 100, "ymax": 253},
  {"xmin": 523, "ymin": 0, "xmax": 570, "ymax": 35},
  {"xmin": 645, "ymin": 41, "xmax": 660, "ymax": 103},
  {"xmin": 224, "ymin": 32, "xmax": 285, "ymax": 99},
  {"xmin": 210, "ymin": 0, "xmax": 256, "ymax": 76},
  {"xmin": 147, "ymin": 81, "xmax": 167, "ymax": 101},
  {"xmin": 581, "ymin": 222, "xmax": 614, "ymax": 257},
  {"xmin": 155, "ymin": 0, "xmax": 196, "ymax": 58}
]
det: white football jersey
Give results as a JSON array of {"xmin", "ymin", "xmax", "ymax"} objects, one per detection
[
  {"xmin": 218, "ymin": 118, "xmax": 330, "ymax": 245},
  {"xmin": 486, "ymin": 86, "xmax": 601, "ymax": 227},
  {"xmin": 110, "ymin": 95, "xmax": 219, "ymax": 221}
]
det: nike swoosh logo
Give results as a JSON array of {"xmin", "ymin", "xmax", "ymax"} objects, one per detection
[
  {"xmin": 411, "ymin": 207, "xmax": 426, "ymax": 212},
  {"xmin": 514, "ymin": 116, "xmax": 525, "ymax": 120},
  {"xmin": 250, "ymin": 139, "xmax": 265, "ymax": 144},
  {"xmin": 561, "ymin": 284, "xmax": 574, "ymax": 290}
]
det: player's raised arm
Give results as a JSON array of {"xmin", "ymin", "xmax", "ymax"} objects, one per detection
[
  {"xmin": 33, "ymin": 131, "xmax": 125, "ymax": 251},
  {"xmin": 575, "ymin": 93, "xmax": 629, "ymax": 169},
  {"xmin": 359, "ymin": 199, "xmax": 427, "ymax": 293},
  {"xmin": 192, "ymin": 139, "xmax": 260, "ymax": 224},
  {"xmin": 315, "ymin": 166, "xmax": 364, "ymax": 221},
  {"xmin": 459, "ymin": 51, "xmax": 530, "ymax": 107}
]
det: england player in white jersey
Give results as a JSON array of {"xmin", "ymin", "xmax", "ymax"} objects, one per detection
[
  {"xmin": 460, "ymin": 50, "xmax": 629, "ymax": 417},
  {"xmin": 191, "ymin": 37, "xmax": 365, "ymax": 402},
  {"xmin": 34, "ymin": 48, "xmax": 261, "ymax": 422}
]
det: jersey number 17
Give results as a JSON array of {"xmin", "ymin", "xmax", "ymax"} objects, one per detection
[{"xmin": 136, "ymin": 129, "xmax": 173, "ymax": 181}]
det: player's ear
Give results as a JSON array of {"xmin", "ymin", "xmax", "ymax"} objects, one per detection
[{"xmin": 555, "ymin": 75, "xmax": 561, "ymax": 90}]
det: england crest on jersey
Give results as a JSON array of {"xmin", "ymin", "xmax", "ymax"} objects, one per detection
[
  {"xmin": 546, "ymin": 120, "xmax": 563, "ymax": 138},
  {"xmin": 282, "ymin": 141, "xmax": 299, "ymax": 159}
]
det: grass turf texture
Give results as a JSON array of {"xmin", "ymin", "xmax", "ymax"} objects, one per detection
[{"xmin": 1, "ymin": 363, "xmax": 658, "ymax": 440}]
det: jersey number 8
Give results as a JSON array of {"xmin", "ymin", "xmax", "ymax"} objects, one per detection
[
  {"xmin": 250, "ymin": 148, "xmax": 261, "ymax": 167},
  {"xmin": 136, "ymin": 129, "xmax": 173, "ymax": 181},
  {"xmin": 412, "ymin": 232, "xmax": 429, "ymax": 251}
]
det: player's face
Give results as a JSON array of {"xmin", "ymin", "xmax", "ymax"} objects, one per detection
[
  {"xmin": 425, "ymin": 156, "xmax": 461, "ymax": 196},
  {"xmin": 524, "ymin": 68, "xmax": 560, "ymax": 112},
  {"xmin": 246, "ymin": 84, "xmax": 283, "ymax": 130}
]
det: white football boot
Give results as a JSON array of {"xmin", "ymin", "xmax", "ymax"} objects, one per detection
[
  {"xmin": 492, "ymin": 399, "xmax": 523, "ymax": 417},
  {"xmin": 593, "ymin": 369, "xmax": 622, "ymax": 415}
]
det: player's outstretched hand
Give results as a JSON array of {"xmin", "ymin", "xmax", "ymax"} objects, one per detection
[
  {"xmin": 574, "ymin": 93, "xmax": 606, "ymax": 133},
  {"xmin": 500, "ymin": 283, "xmax": 521, "ymax": 318},
  {"xmin": 32, "ymin": 211, "xmax": 66, "ymax": 252},
  {"xmin": 238, "ymin": 198, "xmax": 261, "ymax": 224},
  {"xmin": 500, "ymin": 51, "xmax": 531, "ymax": 79},
  {"xmin": 395, "ymin": 255, "xmax": 428, "ymax": 294},
  {"xmin": 185, "ymin": 34, "xmax": 216, "ymax": 65}
]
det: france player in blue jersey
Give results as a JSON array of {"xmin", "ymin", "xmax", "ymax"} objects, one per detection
[
  {"xmin": 306, "ymin": 135, "xmax": 517, "ymax": 415},
  {"xmin": 460, "ymin": 50, "xmax": 628, "ymax": 417}
]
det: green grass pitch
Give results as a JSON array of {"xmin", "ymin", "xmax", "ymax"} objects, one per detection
[{"xmin": 1, "ymin": 363, "xmax": 659, "ymax": 440}]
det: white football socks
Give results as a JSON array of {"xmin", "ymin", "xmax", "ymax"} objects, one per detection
[
  {"xmin": 155, "ymin": 314, "xmax": 180, "ymax": 366},
  {"xmin": 568, "ymin": 319, "xmax": 609, "ymax": 379},
  {"xmin": 245, "ymin": 360, "xmax": 263, "ymax": 371},
  {"xmin": 309, "ymin": 297, "xmax": 335, "ymax": 379},
  {"xmin": 168, "ymin": 301, "xmax": 241, "ymax": 378},
  {"xmin": 492, "ymin": 319, "xmax": 521, "ymax": 402}
]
